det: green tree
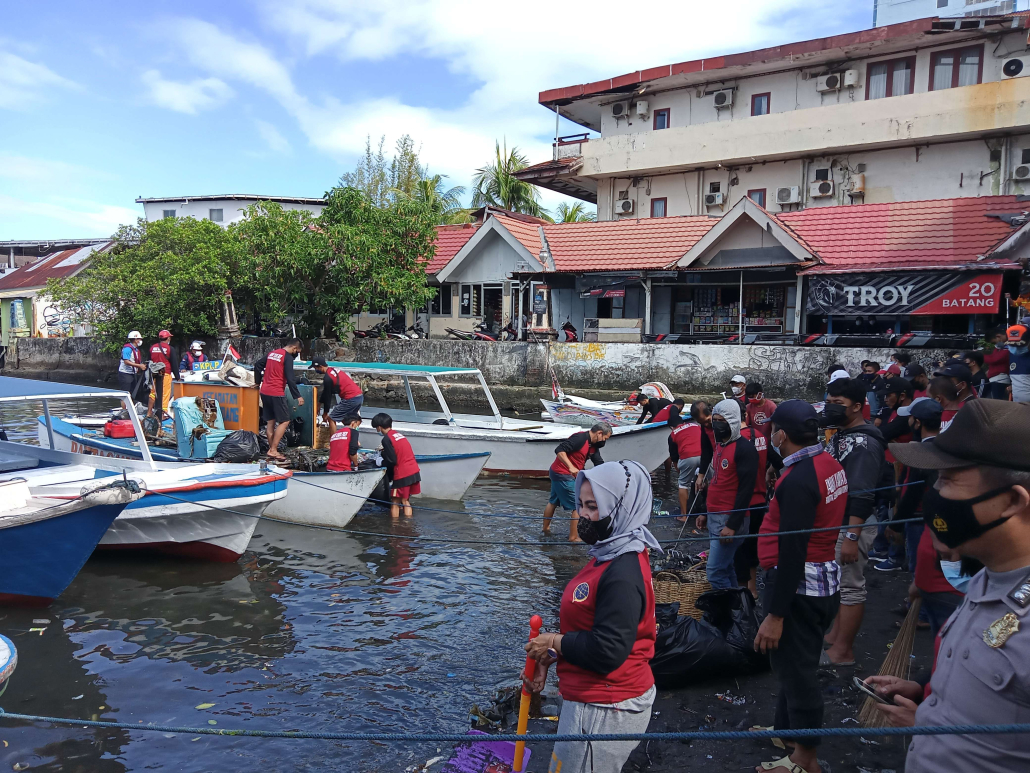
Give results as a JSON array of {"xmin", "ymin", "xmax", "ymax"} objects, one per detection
[
  {"xmin": 555, "ymin": 201, "xmax": 596, "ymax": 223},
  {"xmin": 45, "ymin": 217, "xmax": 246, "ymax": 353},
  {"xmin": 339, "ymin": 134, "xmax": 425, "ymax": 208},
  {"xmin": 398, "ymin": 173, "xmax": 468, "ymax": 224},
  {"xmin": 471, "ymin": 140, "xmax": 548, "ymax": 219}
]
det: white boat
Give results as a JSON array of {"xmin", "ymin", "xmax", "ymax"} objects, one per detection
[
  {"xmin": 357, "ymin": 450, "xmax": 491, "ymax": 500},
  {"xmin": 540, "ymin": 378, "xmax": 676, "ymax": 427},
  {"xmin": 0, "ymin": 376, "xmax": 290, "ymax": 563},
  {"xmin": 263, "ymin": 467, "xmax": 385, "ymax": 528},
  {"xmin": 295, "ymin": 361, "xmax": 672, "ymax": 477}
]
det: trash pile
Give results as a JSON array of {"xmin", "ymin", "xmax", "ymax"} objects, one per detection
[{"xmin": 469, "ymin": 684, "xmax": 559, "ymax": 730}]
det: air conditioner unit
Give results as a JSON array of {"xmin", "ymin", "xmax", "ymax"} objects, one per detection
[
  {"xmin": 616, "ymin": 198, "xmax": 635, "ymax": 215},
  {"xmin": 611, "ymin": 101, "xmax": 630, "ymax": 118},
  {"xmin": 1014, "ymin": 165, "xmax": 1030, "ymax": 180},
  {"xmin": 810, "ymin": 180, "xmax": 835, "ymax": 198},
  {"xmin": 817, "ymin": 73, "xmax": 842, "ymax": 93},
  {"xmin": 843, "ymin": 69, "xmax": 861, "ymax": 88},
  {"xmin": 712, "ymin": 89, "xmax": 734, "ymax": 109},
  {"xmin": 776, "ymin": 186, "xmax": 802, "ymax": 205},
  {"xmin": 705, "ymin": 192, "xmax": 725, "ymax": 207},
  {"xmin": 1002, "ymin": 57, "xmax": 1030, "ymax": 79},
  {"xmin": 635, "ymin": 100, "xmax": 649, "ymax": 117}
]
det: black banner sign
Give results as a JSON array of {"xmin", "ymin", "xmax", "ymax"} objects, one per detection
[{"xmin": 805, "ymin": 272, "xmax": 1002, "ymax": 316}]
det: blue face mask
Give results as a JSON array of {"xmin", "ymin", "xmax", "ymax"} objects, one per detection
[{"xmin": 939, "ymin": 560, "xmax": 970, "ymax": 594}]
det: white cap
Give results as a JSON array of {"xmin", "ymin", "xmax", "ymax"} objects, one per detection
[
  {"xmin": 127, "ymin": 330, "xmax": 142, "ymax": 340},
  {"xmin": 190, "ymin": 340, "xmax": 205, "ymax": 350},
  {"xmin": 730, "ymin": 374, "xmax": 746, "ymax": 384},
  {"xmin": 827, "ymin": 369, "xmax": 850, "ymax": 384}
]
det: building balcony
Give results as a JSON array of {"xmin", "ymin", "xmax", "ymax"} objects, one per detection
[{"xmin": 571, "ymin": 77, "xmax": 1030, "ymax": 178}]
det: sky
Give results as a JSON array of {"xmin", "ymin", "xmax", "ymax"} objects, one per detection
[{"xmin": 1, "ymin": 1, "xmax": 872, "ymax": 239}]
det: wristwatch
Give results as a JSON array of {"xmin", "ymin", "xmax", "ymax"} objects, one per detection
[{"xmin": 845, "ymin": 531, "xmax": 860, "ymax": 542}]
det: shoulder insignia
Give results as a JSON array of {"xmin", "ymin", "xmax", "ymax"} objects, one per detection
[
  {"xmin": 984, "ymin": 613, "xmax": 1020, "ymax": 648},
  {"xmin": 1007, "ymin": 570, "xmax": 1030, "ymax": 608}
]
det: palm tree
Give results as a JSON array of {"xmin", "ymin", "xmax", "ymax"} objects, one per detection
[
  {"xmin": 471, "ymin": 141, "xmax": 548, "ymax": 219},
  {"xmin": 398, "ymin": 174, "xmax": 469, "ymax": 224},
  {"xmin": 555, "ymin": 202, "xmax": 596, "ymax": 223}
]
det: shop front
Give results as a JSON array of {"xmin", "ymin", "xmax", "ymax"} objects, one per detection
[{"xmin": 804, "ymin": 270, "xmax": 1014, "ymax": 337}]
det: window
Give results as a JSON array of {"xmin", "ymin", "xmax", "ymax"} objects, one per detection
[
  {"xmin": 162, "ymin": 209, "xmax": 176, "ymax": 219},
  {"xmin": 1022, "ymin": 148, "xmax": 1030, "ymax": 165},
  {"xmin": 937, "ymin": 0, "xmax": 948, "ymax": 6},
  {"xmin": 751, "ymin": 93, "xmax": 770, "ymax": 116},
  {"xmin": 209, "ymin": 208, "xmax": 223, "ymax": 222},
  {"xmin": 650, "ymin": 198, "xmax": 667, "ymax": 218},
  {"xmin": 866, "ymin": 57, "xmax": 916, "ymax": 100},
  {"xmin": 430, "ymin": 284, "xmax": 453, "ymax": 315},
  {"xmin": 747, "ymin": 189, "xmax": 766, "ymax": 208},
  {"xmin": 653, "ymin": 108, "xmax": 670, "ymax": 130},
  {"xmin": 814, "ymin": 168, "xmax": 830, "ymax": 181},
  {"xmin": 930, "ymin": 45, "xmax": 983, "ymax": 91},
  {"xmin": 709, "ymin": 181, "xmax": 721, "ymax": 194},
  {"xmin": 459, "ymin": 284, "xmax": 483, "ymax": 317}
]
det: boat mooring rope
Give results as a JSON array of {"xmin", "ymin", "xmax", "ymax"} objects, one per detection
[{"xmin": 0, "ymin": 709, "xmax": 1027, "ymax": 743}]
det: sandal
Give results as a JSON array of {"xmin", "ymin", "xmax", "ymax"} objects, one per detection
[
  {"xmin": 758, "ymin": 757, "xmax": 807, "ymax": 772},
  {"xmin": 819, "ymin": 651, "xmax": 855, "ymax": 668}
]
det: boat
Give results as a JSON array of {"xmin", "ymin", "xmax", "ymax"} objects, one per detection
[
  {"xmin": 263, "ymin": 466, "xmax": 385, "ymax": 528},
  {"xmin": 0, "ymin": 376, "xmax": 290, "ymax": 562},
  {"xmin": 0, "ymin": 471, "xmax": 141, "ymax": 605},
  {"xmin": 357, "ymin": 449, "xmax": 491, "ymax": 501},
  {"xmin": 0, "ymin": 634, "xmax": 15, "ymax": 694},
  {"xmin": 295, "ymin": 361, "xmax": 672, "ymax": 477},
  {"xmin": 540, "ymin": 377, "xmax": 676, "ymax": 427}
]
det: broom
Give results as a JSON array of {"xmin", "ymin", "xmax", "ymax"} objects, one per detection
[{"xmin": 858, "ymin": 597, "xmax": 922, "ymax": 728}]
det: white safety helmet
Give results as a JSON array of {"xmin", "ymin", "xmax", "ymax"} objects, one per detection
[
  {"xmin": 127, "ymin": 330, "xmax": 142, "ymax": 341},
  {"xmin": 190, "ymin": 340, "xmax": 205, "ymax": 351}
]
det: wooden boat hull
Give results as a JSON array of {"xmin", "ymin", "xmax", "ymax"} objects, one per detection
[{"xmin": 264, "ymin": 468, "xmax": 385, "ymax": 528}]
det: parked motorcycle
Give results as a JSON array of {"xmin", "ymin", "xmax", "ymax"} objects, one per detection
[
  {"xmin": 353, "ymin": 320, "xmax": 389, "ymax": 339},
  {"xmin": 561, "ymin": 319, "xmax": 579, "ymax": 343},
  {"xmin": 446, "ymin": 321, "xmax": 502, "ymax": 341},
  {"xmin": 406, "ymin": 321, "xmax": 427, "ymax": 339}
]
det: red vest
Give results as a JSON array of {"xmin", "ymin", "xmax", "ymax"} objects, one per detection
[
  {"xmin": 740, "ymin": 426, "xmax": 768, "ymax": 506},
  {"xmin": 385, "ymin": 429, "xmax": 419, "ymax": 481},
  {"xmin": 327, "ymin": 367, "xmax": 362, "ymax": 400},
  {"xmin": 708, "ymin": 437, "xmax": 746, "ymax": 514},
  {"xmin": 260, "ymin": 349, "xmax": 288, "ymax": 396},
  {"xmin": 758, "ymin": 451, "xmax": 846, "ymax": 569},
  {"xmin": 652, "ymin": 404, "xmax": 673, "ymax": 423},
  {"xmin": 184, "ymin": 352, "xmax": 206, "ymax": 368},
  {"xmin": 670, "ymin": 422, "xmax": 701, "ymax": 459},
  {"xmin": 940, "ymin": 408, "xmax": 958, "ymax": 433},
  {"xmin": 550, "ymin": 436, "xmax": 593, "ymax": 476},
  {"xmin": 556, "ymin": 551, "xmax": 655, "ymax": 704},
  {"xmin": 746, "ymin": 399, "xmax": 777, "ymax": 438},
  {"xmin": 327, "ymin": 427, "xmax": 357, "ymax": 471},
  {"xmin": 127, "ymin": 344, "xmax": 142, "ymax": 364},
  {"xmin": 914, "ymin": 527, "xmax": 962, "ymax": 597},
  {"xmin": 149, "ymin": 342, "xmax": 173, "ymax": 371}
]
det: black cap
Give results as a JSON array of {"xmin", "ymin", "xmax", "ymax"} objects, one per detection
[
  {"xmin": 310, "ymin": 356, "xmax": 328, "ymax": 368},
  {"xmin": 769, "ymin": 399, "xmax": 819, "ymax": 436},
  {"xmin": 890, "ymin": 400, "xmax": 1030, "ymax": 471},
  {"xmin": 906, "ymin": 363, "xmax": 926, "ymax": 378},
  {"xmin": 934, "ymin": 360, "xmax": 972, "ymax": 383},
  {"xmin": 884, "ymin": 377, "xmax": 913, "ymax": 395}
]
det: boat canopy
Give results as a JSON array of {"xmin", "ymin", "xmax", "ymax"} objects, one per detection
[{"xmin": 296, "ymin": 361, "xmax": 483, "ymax": 377}]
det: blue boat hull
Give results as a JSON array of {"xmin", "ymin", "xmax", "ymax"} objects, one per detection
[{"xmin": 0, "ymin": 502, "xmax": 126, "ymax": 606}]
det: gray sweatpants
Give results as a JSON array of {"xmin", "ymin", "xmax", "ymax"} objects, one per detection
[{"xmin": 549, "ymin": 685, "xmax": 655, "ymax": 773}]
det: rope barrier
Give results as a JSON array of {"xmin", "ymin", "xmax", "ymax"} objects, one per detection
[{"xmin": 0, "ymin": 709, "xmax": 1027, "ymax": 743}]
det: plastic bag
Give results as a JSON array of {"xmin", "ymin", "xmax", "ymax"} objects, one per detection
[
  {"xmin": 283, "ymin": 417, "xmax": 304, "ymax": 448},
  {"xmin": 212, "ymin": 430, "xmax": 262, "ymax": 463},
  {"xmin": 655, "ymin": 602, "xmax": 680, "ymax": 633},
  {"xmin": 257, "ymin": 427, "xmax": 286, "ymax": 454},
  {"xmin": 695, "ymin": 587, "xmax": 767, "ymax": 673}
]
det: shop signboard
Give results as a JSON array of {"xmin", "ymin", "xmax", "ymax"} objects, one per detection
[{"xmin": 806, "ymin": 272, "xmax": 1002, "ymax": 316}]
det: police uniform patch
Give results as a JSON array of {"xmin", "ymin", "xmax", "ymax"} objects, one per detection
[
  {"xmin": 572, "ymin": 582, "xmax": 590, "ymax": 603},
  {"xmin": 984, "ymin": 613, "xmax": 1020, "ymax": 648},
  {"xmin": 721, "ymin": 458, "xmax": 729, "ymax": 469},
  {"xmin": 1007, "ymin": 569, "xmax": 1030, "ymax": 608}
]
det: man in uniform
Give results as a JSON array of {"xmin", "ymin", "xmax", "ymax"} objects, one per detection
[
  {"xmin": 118, "ymin": 331, "xmax": 147, "ymax": 402},
  {"xmin": 147, "ymin": 329, "xmax": 177, "ymax": 421},
  {"xmin": 311, "ymin": 357, "xmax": 364, "ymax": 431},
  {"xmin": 254, "ymin": 339, "xmax": 305, "ymax": 462},
  {"xmin": 868, "ymin": 399, "xmax": 1030, "ymax": 772},
  {"xmin": 542, "ymin": 422, "xmax": 611, "ymax": 542}
]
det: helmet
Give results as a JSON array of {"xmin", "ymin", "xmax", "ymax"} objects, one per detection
[
  {"xmin": 1007, "ymin": 324, "xmax": 1029, "ymax": 344},
  {"xmin": 190, "ymin": 340, "xmax": 205, "ymax": 351},
  {"xmin": 127, "ymin": 330, "xmax": 142, "ymax": 341}
]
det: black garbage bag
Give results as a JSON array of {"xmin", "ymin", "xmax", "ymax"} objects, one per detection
[
  {"xmin": 257, "ymin": 426, "xmax": 286, "ymax": 454},
  {"xmin": 283, "ymin": 417, "xmax": 304, "ymax": 448},
  {"xmin": 213, "ymin": 430, "xmax": 262, "ymax": 463},
  {"xmin": 655, "ymin": 602, "xmax": 680, "ymax": 633}
]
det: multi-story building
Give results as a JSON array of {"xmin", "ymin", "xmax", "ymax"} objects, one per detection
[
  {"xmin": 875, "ymin": 0, "xmax": 1025, "ymax": 27},
  {"xmin": 517, "ymin": 14, "xmax": 1030, "ymax": 222},
  {"xmin": 136, "ymin": 194, "xmax": 324, "ymax": 226}
]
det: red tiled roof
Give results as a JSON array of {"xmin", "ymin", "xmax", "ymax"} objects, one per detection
[
  {"xmin": 0, "ymin": 243, "xmax": 111, "ymax": 292},
  {"xmin": 541, "ymin": 215, "xmax": 718, "ymax": 272},
  {"xmin": 778, "ymin": 196, "xmax": 1028, "ymax": 274},
  {"xmin": 493, "ymin": 214, "xmax": 544, "ymax": 256},
  {"xmin": 425, "ymin": 224, "xmax": 479, "ymax": 273},
  {"xmin": 514, "ymin": 156, "xmax": 581, "ymax": 179}
]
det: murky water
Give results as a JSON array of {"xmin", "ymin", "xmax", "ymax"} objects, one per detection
[{"xmin": 0, "ymin": 388, "xmax": 682, "ymax": 771}]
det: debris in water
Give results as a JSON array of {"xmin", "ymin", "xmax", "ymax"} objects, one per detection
[
  {"xmin": 31, "ymin": 619, "xmax": 49, "ymax": 625},
  {"xmin": 71, "ymin": 695, "xmax": 83, "ymax": 700},
  {"xmin": 842, "ymin": 717, "xmax": 859, "ymax": 724},
  {"xmin": 208, "ymin": 720, "xmax": 217, "ymax": 726},
  {"xmin": 859, "ymin": 736, "xmax": 880, "ymax": 745},
  {"xmin": 715, "ymin": 692, "xmax": 745, "ymax": 706},
  {"xmin": 195, "ymin": 703, "xmax": 215, "ymax": 710},
  {"xmin": 28, "ymin": 628, "xmax": 45, "ymax": 635}
]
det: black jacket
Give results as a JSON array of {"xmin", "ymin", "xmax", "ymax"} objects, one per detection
[{"xmin": 826, "ymin": 423, "xmax": 886, "ymax": 523}]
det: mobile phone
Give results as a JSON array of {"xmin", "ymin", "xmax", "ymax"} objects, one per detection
[{"xmin": 853, "ymin": 676, "xmax": 892, "ymax": 705}]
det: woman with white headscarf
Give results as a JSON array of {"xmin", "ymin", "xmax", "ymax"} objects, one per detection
[{"xmin": 523, "ymin": 460, "xmax": 662, "ymax": 773}]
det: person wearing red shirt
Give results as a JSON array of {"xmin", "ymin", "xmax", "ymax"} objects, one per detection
[
  {"xmin": 147, "ymin": 329, "xmax": 177, "ymax": 421},
  {"xmin": 326, "ymin": 414, "xmax": 362, "ymax": 472},
  {"xmin": 254, "ymin": 339, "xmax": 305, "ymax": 462},
  {"xmin": 982, "ymin": 327, "xmax": 1011, "ymax": 400},
  {"xmin": 668, "ymin": 409, "xmax": 702, "ymax": 519},
  {"xmin": 311, "ymin": 357, "xmax": 364, "ymax": 431},
  {"xmin": 736, "ymin": 422, "xmax": 776, "ymax": 596},
  {"xmin": 744, "ymin": 382, "xmax": 777, "ymax": 439},
  {"xmin": 929, "ymin": 374, "xmax": 965, "ymax": 434},
  {"xmin": 543, "ymin": 423, "xmax": 611, "ymax": 541},
  {"xmin": 372, "ymin": 412, "xmax": 421, "ymax": 518},
  {"xmin": 906, "ymin": 363, "xmax": 930, "ymax": 399}
]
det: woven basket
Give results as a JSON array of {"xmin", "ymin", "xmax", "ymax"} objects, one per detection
[
  {"xmin": 653, "ymin": 564, "xmax": 711, "ymax": 620},
  {"xmin": 314, "ymin": 424, "xmax": 333, "ymax": 450}
]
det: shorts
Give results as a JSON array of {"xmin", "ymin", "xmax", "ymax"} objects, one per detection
[
  {"xmin": 391, "ymin": 482, "xmax": 421, "ymax": 500},
  {"xmin": 329, "ymin": 395, "xmax": 364, "ymax": 422},
  {"xmin": 548, "ymin": 469, "xmax": 576, "ymax": 511},
  {"xmin": 261, "ymin": 395, "xmax": 291, "ymax": 424},
  {"xmin": 677, "ymin": 456, "xmax": 700, "ymax": 490},
  {"xmin": 835, "ymin": 517, "xmax": 878, "ymax": 606}
]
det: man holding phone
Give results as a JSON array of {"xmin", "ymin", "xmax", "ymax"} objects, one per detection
[{"xmin": 864, "ymin": 400, "xmax": 1030, "ymax": 772}]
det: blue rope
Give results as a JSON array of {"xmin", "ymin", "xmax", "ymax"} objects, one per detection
[{"xmin": 0, "ymin": 709, "xmax": 1027, "ymax": 742}]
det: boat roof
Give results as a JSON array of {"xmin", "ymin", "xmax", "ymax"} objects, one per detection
[
  {"xmin": 0, "ymin": 376, "xmax": 127, "ymax": 402},
  {"xmin": 298, "ymin": 361, "xmax": 482, "ymax": 377}
]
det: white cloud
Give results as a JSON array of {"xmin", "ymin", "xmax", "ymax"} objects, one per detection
[
  {"xmin": 0, "ymin": 155, "xmax": 101, "ymax": 184},
  {"xmin": 0, "ymin": 52, "xmax": 76, "ymax": 110},
  {"xmin": 0, "ymin": 194, "xmax": 139, "ymax": 237},
  {"xmin": 255, "ymin": 119, "xmax": 292, "ymax": 153},
  {"xmin": 141, "ymin": 69, "xmax": 233, "ymax": 114}
]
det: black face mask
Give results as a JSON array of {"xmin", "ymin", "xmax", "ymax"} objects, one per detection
[
  {"xmin": 712, "ymin": 420, "xmax": 732, "ymax": 443},
  {"xmin": 578, "ymin": 515, "xmax": 613, "ymax": 545},
  {"xmin": 592, "ymin": 440, "xmax": 607, "ymax": 449},
  {"xmin": 820, "ymin": 403, "xmax": 849, "ymax": 428},
  {"xmin": 924, "ymin": 485, "xmax": 1015, "ymax": 549}
]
